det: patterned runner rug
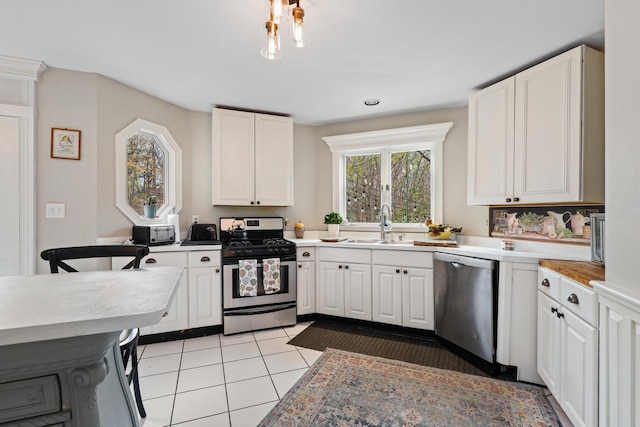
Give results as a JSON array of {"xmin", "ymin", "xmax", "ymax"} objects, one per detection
[{"xmin": 259, "ymin": 349, "xmax": 559, "ymax": 427}]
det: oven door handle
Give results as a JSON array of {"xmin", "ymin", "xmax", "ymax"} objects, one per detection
[{"xmin": 224, "ymin": 303, "xmax": 296, "ymax": 316}]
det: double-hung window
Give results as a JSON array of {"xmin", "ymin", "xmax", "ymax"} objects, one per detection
[{"xmin": 323, "ymin": 122, "xmax": 453, "ymax": 227}]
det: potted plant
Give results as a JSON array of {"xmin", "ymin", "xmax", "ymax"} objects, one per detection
[
  {"xmin": 143, "ymin": 195, "xmax": 158, "ymax": 218},
  {"xmin": 324, "ymin": 211, "xmax": 343, "ymax": 237}
]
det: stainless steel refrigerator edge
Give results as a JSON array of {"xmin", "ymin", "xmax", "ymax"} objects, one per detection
[{"xmin": 434, "ymin": 252, "xmax": 498, "ymax": 364}]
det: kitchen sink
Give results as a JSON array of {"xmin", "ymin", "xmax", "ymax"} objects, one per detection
[
  {"xmin": 377, "ymin": 240, "xmax": 414, "ymax": 245},
  {"xmin": 345, "ymin": 238, "xmax": 382, "ymax": 244}
]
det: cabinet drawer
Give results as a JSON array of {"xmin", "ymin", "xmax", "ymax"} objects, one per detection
[
  {"xmin": 318, "ymin": 248, "xmax": 370, "ymax": 264},
  {"xmin": 297, "ymin": 247, "xmax": 315, "ymax": 261},
  {"xmin": 560, "ymin": 277, "xmax": 598, "ymax": 327},
  {"xmin": 0, "ymin": 375, "xmax": 60, "ymax": 423},
  {"xmin": 188, "ymin": 250, "xmax": 221, "ymax": 267},
  {"xmin": 141, "ymin": 251, "xmax": 187, "ymax": 268},
  {"xmin": 372, "ymin": 250, "xmax": 432, "ymax": 268},
  {"xmin": 538, "ymin": 267, "xmax": 561, "ymax": 300}
]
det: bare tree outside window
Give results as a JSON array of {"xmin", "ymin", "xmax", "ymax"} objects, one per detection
[
  {"xmin": 126, "ymin": 132, "xmax": 166, "ymax": 215},
  {"xmin": 346, "ymin": 154, "xmax": 381, "ymax": 222},
  {"xmin": 345, "ymin": 149, "xmax": 431, "ymax": 224},
  {"xmin": 391, "ymin": 150, "xmax": 431, "ymax": 223}
]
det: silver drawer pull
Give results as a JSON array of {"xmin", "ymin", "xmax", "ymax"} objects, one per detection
[
  {"xmin": 567, "ymin": 293, "xmax": 579, "ymax": 304},
  {"xmin": 541, "ymin": 278, "xmax": 550, "ymax": 287},
  {"xmin": 145, "ymin": 258, "xmax": 157, "ymax": 264},
  {"xmin": 302, "ymin": 251, "xmax": 310, "ymax": 257},
  {"xmin": 200, "ymin": 256, "xmax": 210, "ymax": 262}
]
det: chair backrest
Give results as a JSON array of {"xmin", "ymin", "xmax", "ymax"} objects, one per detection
[{"xmin": 40, "ymin": 245, "xmax": 150, "ymax": 273}]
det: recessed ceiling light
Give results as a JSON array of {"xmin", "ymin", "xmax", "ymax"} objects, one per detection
[{"xmin": 363, "ymin": 99, "xmax": 380, "ymax": 106}]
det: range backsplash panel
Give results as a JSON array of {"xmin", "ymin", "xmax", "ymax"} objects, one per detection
[{"xmin": 488, "ymin": 204, "xmax": 605, "ymax": 245}]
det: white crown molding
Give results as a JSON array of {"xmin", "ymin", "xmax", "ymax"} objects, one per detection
[
  {"xmin": 0, "ymin": 55, "xmax": 47, "ymax": 81},
  {"xmin": 322, "ymin": 122, "xmax": 453, "ymax": 153}
]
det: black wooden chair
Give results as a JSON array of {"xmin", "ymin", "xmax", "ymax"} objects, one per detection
[{"xmin": 40, "ymin": 244, "xmax": 150, "ymax": 418}]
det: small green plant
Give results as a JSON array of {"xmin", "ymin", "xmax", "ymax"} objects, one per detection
[
  {"xmin": 146, "ymin": 195, "xmax": 158, "ymax": 206},
  {"xmin": 519, "ymin": 212, "xmax": 544, "ymax": 227},
  {"xmin": 323, "ymin": 211, "xmax": 343, "ymax": 224}
]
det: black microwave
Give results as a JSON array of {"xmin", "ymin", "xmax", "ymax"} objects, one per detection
[{"xmin": 590, "ymin": 213, "xmax": 605, "ymax": 265}]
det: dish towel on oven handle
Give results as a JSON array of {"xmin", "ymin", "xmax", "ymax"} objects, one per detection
[
  {"xmin": 238, "ymin": 259, "xmax": 258, "ymax": 297},
  {"xmin": 263, "ymin": 258, "xmax": 281, "ymax": 294}
]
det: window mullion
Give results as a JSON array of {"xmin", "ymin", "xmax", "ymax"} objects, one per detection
[{"xmin": 380, "ymin": 149, "xmax": 391, "ymax": 207}]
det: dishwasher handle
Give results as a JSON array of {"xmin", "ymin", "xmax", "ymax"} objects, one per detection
[{"xmin": 434, "ymin": 252, "xmax": 496, "ymax": 270}]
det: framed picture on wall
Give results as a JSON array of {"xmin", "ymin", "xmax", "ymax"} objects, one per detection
[{"xmin": 51, "ymin": 128, "xmax": 81, "ymax": 160}]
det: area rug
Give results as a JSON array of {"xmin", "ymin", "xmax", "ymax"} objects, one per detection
[
  {"xmin": 258, "ymin": 349, "xmax": 559, "ymax": 427},
  {"xmin": 287, "ymin": 319, "xmax": 489, "ymax": 377}
]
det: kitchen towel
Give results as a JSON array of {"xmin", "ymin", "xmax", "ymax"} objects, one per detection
[
  {"xmin": 238, "ymin": 259, "xmax": 258, "ymax": 297},
  {"xmin": 263, "ymin": 258, "xmax": 281, "ymax": 294}
]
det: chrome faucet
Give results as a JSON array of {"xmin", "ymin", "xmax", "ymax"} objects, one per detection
[{"xmin": 380, "ymin": 203, "xmax": 392, "ymax": 240}]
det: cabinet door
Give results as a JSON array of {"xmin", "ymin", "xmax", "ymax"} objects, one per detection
[
  {"xmin": 401, "ymin": 267, "xmax": 434, "ymax": 330},
  {"xmin": 131, "ymin": 252, "xmax": 189, "ymax": 335},
  {"xmin": 254, "ymin": 113, "xmax": 294, "ymax": 206},
  {"xmin": 514, "ymin": 46, "xmax": 582, "ymax": 203},
  {"xmin": 372, "ymin": 265, "xmax": 403, "ymax": 326},
  {"xmin": 561, "ymin": 309, "xmax": 598, "ymax": 427},
  {"xmin": 537, "ymin": 292, "xmax": 562, "ymax": 398},
  {"xmin": 188, "ymin": 266, "xmax": 222, "ymax": 328},
  {"xmin": 467, "ymin": 76, "xmax": 515, "ymax": 205},
  {"xmin": 317, "ymin": 262, "xmax": 344, "ymax": 316},
  {"xmin": 344, "ymin": 263, "xmax": 372, "ymax": 320},
  {"xmin": 212, "ymin": 108, "xmax": 255, "ymax": 205},
  {"xmin": 151, "ymin": 272, "xmax": 189, "ymax": 334},
  {"xmin": 297, "ymin": 261, "xmax": 316, "ymax": 315}
]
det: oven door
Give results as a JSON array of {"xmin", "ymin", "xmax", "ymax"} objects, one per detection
[{"xmin": 223, "ymin": 259, "xmax": 296, "ymax": 310}]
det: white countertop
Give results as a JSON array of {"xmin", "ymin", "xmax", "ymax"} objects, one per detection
[
  {"xmin": 0, "ymin": 266, "xmax": 184, "ymax": 346},
  {"xmin": 290, "ymin": 237, "xmax": 590, "ymax": 263}
]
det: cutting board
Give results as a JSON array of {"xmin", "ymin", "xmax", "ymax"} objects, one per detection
[
  {"xmin": 320, "ymin": 237, "xmax": 349, "ymax": 242},
  {"xmin": 413, "ymin": 238, "xmax": 458, "ymax": 247}
]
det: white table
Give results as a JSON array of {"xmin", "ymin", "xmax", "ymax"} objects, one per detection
[{"xmin": 0, "ymin": 267, "xmax": 184, "ymax": 426}]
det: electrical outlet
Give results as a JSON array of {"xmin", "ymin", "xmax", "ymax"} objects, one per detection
[
  {"xmin": 46, "ymin": 202, "xmax": 66, "ymax": 218},
  {"xmin": 192, "ymin": 215, "xmax": 199, "ymax": 224}
]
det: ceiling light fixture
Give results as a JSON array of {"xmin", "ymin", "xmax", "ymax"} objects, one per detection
[{"xmin": 261, "ymin": 0, "xmax": 306, "ymax": 60}]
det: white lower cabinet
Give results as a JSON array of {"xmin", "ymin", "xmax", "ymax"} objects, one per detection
[
  {"xmin": 537, "ymin": 267, "xmax": 598, "ymax": 427},
  {"xmin": 188, "ymin": 250, "xmax": 222, "ymax": 328},
  {"xmin": 372, "ymin": 251, "xmax": 434, "ymax": 330},
  {"xmin": 112, "ymin": 248, "xmax": 222, "ymax": 335},
  {"xmin": 296, "ymin": 248, "xmax": 316, "ymax": 315},
  {"xmin": 138, "ymin": 252, "xmax": 189, "ymax": 335},
  {"xmin": 317, "ymin": 248, "xmax": 372, "ymax": 320}
]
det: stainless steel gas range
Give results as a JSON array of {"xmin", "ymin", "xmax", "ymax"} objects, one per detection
[{"xmin": 220, "ymin": 217, "xmax": 297, "ymax": 335}]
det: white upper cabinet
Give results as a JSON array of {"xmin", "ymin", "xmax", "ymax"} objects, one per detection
[
  {"xmin": 212, "ymin": 108, "xmax": 294, "ymax": 206},
  {"xmin": 467, "ymin": 45, "xmax": 604, "ymax": 205}
]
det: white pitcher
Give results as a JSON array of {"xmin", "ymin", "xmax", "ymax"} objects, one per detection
[
  {"xmin": 547, "ymin": 211, "xmax": 571, "ymax": 229},
  {"xmin": 570, "ymin": 213, "xmax": 590, "ymax": 236}
]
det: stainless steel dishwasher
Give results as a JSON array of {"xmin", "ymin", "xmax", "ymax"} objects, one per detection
[{"xmin": 434, "ymin": 252, "xmax": 498, "ymax": 365}]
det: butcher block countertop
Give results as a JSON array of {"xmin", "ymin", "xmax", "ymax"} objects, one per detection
[{"xmin": 539, "ymin": 259, "xmax": 605, "ymax": 287}]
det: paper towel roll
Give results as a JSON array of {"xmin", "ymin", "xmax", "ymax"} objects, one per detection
[{"xmin": 167, "ymin": 214, "xmax": 181, "ymax": 242}]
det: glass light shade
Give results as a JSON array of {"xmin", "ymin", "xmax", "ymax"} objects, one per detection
[
  {"xmin": 269, "ymin": 0, "xmax": 289, "ymax": 24},
  {"xmin": 291, "ymin": 6, "xmax": 306, "ymax": 47},
  {"xmin": 260, "ymin": 22, "xmax": 282, "ymax": 60}
]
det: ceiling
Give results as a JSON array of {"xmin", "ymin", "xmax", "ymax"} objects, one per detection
[{"xmin": 0, "ymin": 0, "xmax": 604, "ymax": 125}]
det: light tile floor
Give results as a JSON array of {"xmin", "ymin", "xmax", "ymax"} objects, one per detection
[
  {"xmin": 136, "ymin": 321, "xmax": 573, "ymax": 427},
  {"xmin": 137, "ymin": 322, "xmax": 319, "ymax": 427}
]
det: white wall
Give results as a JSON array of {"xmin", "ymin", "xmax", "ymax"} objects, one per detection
[{"xmin": 605, "ymin": 0, "xmax": 640, "ymax": 293}]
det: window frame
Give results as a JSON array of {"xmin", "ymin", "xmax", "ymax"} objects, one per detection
[
  {"xmin": 115, "ymin": 118, "xmax": 182, "ymax": 225},
  {"xmin": 323, "ymin": 122, "xmax": 453, "ymax": 229}
]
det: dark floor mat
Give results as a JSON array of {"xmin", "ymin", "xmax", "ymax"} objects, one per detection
[{"xmin": 288, "ymin": 320, "xmax": 489, "ymax": 377}]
